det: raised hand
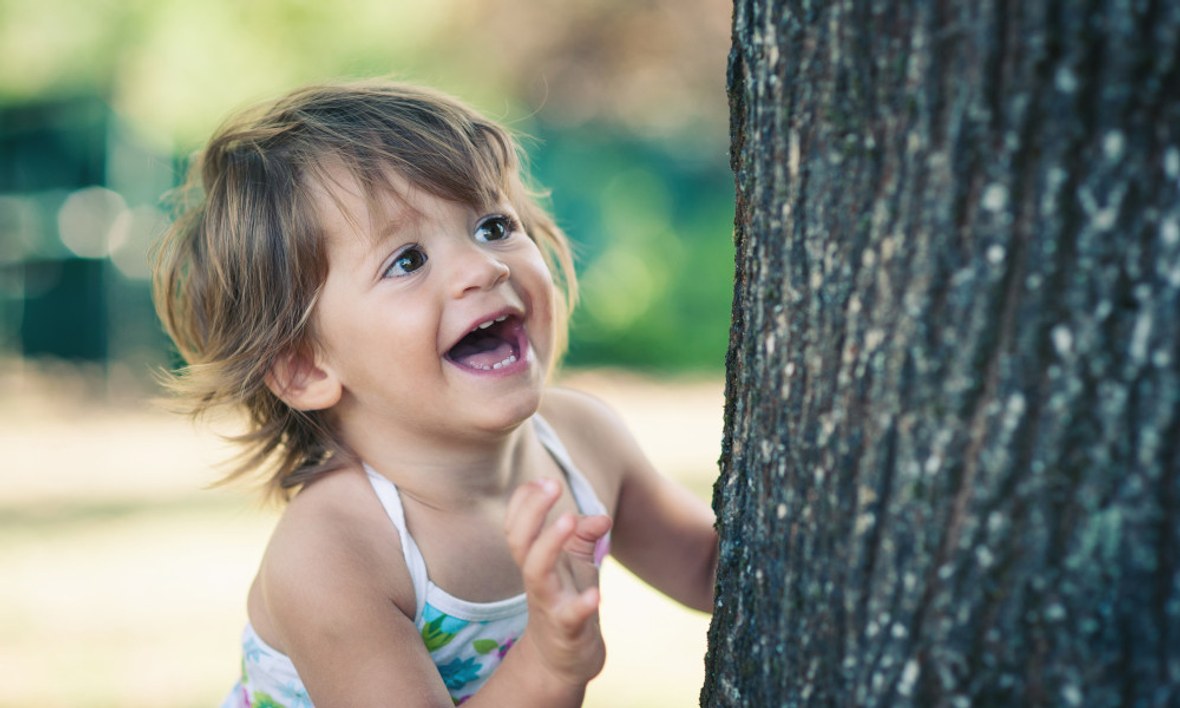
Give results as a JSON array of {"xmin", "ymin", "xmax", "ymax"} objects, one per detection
[{"xmin": 504, "ymin": 478, "xmax": 613, "ymax": 686}]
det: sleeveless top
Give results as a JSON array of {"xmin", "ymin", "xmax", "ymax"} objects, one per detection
[{"xmin": 221, "ymin": 416, "xmax": 610, "ymax": 707}]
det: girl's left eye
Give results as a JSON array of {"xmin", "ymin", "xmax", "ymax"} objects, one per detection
[{"xmin": 474, "ymin": 215, "xmax": 517, "ymax": 243}]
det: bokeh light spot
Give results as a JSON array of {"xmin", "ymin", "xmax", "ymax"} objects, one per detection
[{"xmin": 57, "ymin": 187, "xmax": 127, "ymax": 259}]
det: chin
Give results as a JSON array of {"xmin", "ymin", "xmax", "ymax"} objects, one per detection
[
  {"xmin": 501, "ymin": 391, "xmax": 546, "ymax": 430},
  {"xmin": 470, "ymin": 384, "xmax": 545, "ymax": 438}
]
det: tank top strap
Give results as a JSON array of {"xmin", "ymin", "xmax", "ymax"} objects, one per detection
[
  {"xmin": 533, "ymin": 415, "xmax": 612, "ymax": 565},
  {"xmin": 532, "ymin": 415, "xmax": 609, "ymax": 518},
  {"xmin": 363, "ymin": 463, "xmax": 429, "ymax": 622}
]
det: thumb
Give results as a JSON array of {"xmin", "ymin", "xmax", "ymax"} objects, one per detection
[{"xmin": 564, "ymin": 514, "xmax": 612, "ymax": 566}]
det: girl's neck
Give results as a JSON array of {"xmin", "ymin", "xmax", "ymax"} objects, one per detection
[{"xmin": 346, "ymin": 417, "xmax": 540, "ymax": 511}]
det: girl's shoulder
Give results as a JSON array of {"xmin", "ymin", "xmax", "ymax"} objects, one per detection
[
  {"xmin": 538, "ymin": 386, "xmax": 646, "ymax": 509},
  {"xmin": 275, "ymin": 463, "xmax": 387, "ymax": 543},
  {"xmin": 260, "ymin": 463, "xmax": 418, "ymax": 625},
  {"xmin": 246, "ymin": 464, "xmax": 440, "ymax": 694},
  {"xmin": 539, "ymin": 386, "xmax": 632, "ymax": 450}
]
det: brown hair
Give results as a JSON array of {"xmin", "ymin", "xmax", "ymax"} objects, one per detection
[{"xmin": 152, "ymin": 79, "xmax": 576, "ymax": 501}]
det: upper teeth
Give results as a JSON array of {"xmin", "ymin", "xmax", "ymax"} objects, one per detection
[{"xmin": 476, "ymin": 315, "xmax": 509, "ymax": 331}]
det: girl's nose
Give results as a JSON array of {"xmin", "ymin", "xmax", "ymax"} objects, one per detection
[{"xmin": 449, "ymin": 244, "xmax": 510, "ymax": 297}]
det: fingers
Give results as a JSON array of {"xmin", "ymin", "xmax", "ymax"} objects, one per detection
[
  {"xmin": 564, "ymin": 515, "xmax": 613, "ymax": 565},
  {"xmin": 521, "ymin": 511, "xmax": 577, "ymax": 600},
  {"xmin": 502, "ymin": 480, "xmax": 610, "ymax": 687},
  {"xmin": 554, "ymin": 585, "xmax": 601, "ymax": 630},
  {"xmin": 504, "ymin": 479, "xmax": 612, "ymax": 608},
  {"xmin": 504, "ymin": 478, "xmax": 561, "ymax": 567}
]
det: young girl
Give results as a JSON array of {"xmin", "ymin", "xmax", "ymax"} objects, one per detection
[{"xmin": 153, "ymin": 79, "xmax": 718, "ymax": 707}]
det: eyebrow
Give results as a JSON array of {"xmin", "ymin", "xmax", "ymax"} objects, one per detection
[{"xmin": 364, "ymin": 186, "xmax": 424, "ymax": 243}]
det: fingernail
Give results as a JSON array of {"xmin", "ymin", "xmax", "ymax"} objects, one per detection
[
  {"xmin": 593, "ymin": 536, "xmax": 610, "ymax": 566},
  {"xmin": 539, "ymin": 478, "xmax": 559, "ymax": 497}
]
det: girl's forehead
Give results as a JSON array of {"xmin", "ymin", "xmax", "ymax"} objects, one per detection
[
  {"xmin": 309, "ymin": 162, "xmax": 426, "ymax": 240},
  {"xmin": 309, "ymin": 145, "xmax": 506, "ymax": 204},
  {"xmin": 307, "ymin": 160, "xmax": 510, "ymax": 251}
]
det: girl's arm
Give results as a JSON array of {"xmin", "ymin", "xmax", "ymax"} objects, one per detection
[
  {"xmin": 259, "ymin": 472, "xmax": 610, "ymax": 707},
  {"xmin": 613, "ymin": 457, "xmax": 719, "ymax": 612},
  {"xmin": 542, "ymin": 389, "xmax": 719, "ymax": 613}
]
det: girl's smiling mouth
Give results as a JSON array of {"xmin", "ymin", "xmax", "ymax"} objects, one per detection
[{"xmin": 445, "ymin": 314, "xmax": 529, "ymax": 372}]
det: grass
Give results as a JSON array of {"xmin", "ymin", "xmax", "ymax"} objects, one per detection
[{"xmin": 0, "ymin": 363, "xmax": 722, "ymax": 707}]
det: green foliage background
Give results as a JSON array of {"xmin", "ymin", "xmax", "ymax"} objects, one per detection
[{"xmin": 0, "ymin": 0, "xmax": 733, "ymax": 372}]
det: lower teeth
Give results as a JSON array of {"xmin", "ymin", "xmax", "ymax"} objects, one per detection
[{"xmin": 476, "ymin": 354, "xmax": 517, "ymax": 371}]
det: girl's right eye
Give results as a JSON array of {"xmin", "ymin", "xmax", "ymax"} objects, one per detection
[{"xmin": 384, "ymin": 246, "xmax": 428, "ymax": 278}]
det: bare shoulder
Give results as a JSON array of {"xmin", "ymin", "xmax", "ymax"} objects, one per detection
[
  {"xmin": 251, "ymin": 465, "xmax": 456, "ymax": 702},
  {"xmin": 540, "ymin": 386, "xmax": 626, "ymax": 433},
  {"xmin": 538, "ymin": 387, "xmax": 648, "ymax": 512},
  {"xmin": 256, "ymin": 465, "xmax": 415, "ymax": 648},
  {"xmin": 539, "ymin": 387, "xmax": 644, "ymax": 456}
]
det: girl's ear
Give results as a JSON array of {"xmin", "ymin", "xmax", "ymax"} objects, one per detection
[{"xmin": 265, "ymin": 348, "xmax": 342, "ymax": 411}]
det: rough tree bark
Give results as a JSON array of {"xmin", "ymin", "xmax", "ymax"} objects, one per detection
[{"xmin": 703, "ymin": 1, "xmax": 1180, "ymax": 706}]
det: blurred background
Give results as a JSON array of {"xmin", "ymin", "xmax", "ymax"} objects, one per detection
[{"xmin": 0, "ymin": 0, "xmax": 733, "ymax": 705}]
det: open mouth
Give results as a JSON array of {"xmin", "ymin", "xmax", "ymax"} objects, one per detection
[{"xmin": 445, "ymin": 315, "xmax": 526, "ymax": 372}]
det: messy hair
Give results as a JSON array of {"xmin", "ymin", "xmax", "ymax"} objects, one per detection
[{"xmin": 152, "ymin": 79, "xmax": 577, "ymax": 501}]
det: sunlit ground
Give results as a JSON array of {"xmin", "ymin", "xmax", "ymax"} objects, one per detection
[{"xmin": 0, "ymin": 361, "xmax": 722, "ymax": 707}]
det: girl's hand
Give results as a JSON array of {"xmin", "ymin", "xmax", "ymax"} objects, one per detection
[{"xmin": 504, "ymin": 478, "xmax": 613, "ymax": 687}]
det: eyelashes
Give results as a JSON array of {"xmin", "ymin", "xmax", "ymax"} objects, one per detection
[
  {"xmin": 380, "ymin": 213, "xmax": 520, "ymax": 279},
  {"xmin": 474, "ymin": 214, "xmax": 520, "ymax": 243},
  {"xmin": 383, "ymin": 245, "xmax": 428, "ymax": 278}
]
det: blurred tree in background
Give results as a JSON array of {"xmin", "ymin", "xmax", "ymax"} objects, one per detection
[{"xmin": 0, "ymin": 0, "xmax": 733, "ymax": 377}]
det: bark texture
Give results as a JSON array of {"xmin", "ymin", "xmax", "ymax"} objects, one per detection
[{"xmin": 703, "ymin": 1, "xmax": 1180, "ymax": 705}]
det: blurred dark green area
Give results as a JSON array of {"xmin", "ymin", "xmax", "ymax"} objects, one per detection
[
  {"xmin": 0, "ymin": 0, "xmax": 733, "ymax": 378},
  {"xmin": 532, "ymin": 126, "xmax": 735, "ymax": 370}
]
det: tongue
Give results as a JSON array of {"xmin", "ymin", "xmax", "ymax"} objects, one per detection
[{"xmin": 448, "ymin": 330, "xmax": 517, "ymax": 370}]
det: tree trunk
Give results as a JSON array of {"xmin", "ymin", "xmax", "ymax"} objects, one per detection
[{"xmin": 703, "ymin": 1, "xmax": 1180, "ymax": 706}]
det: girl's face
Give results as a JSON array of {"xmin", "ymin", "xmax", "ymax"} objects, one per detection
[{"xmin": 308, "ymin": 164, "xmax": 557, "ymax": 451}]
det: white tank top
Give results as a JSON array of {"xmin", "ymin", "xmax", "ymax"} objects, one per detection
[{"xmin": 222, "ymin": 415, "xmax": 610, "ymax": 707}]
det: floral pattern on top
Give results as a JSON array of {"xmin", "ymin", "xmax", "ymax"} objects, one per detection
[{"xmin": 419, "ymin": 602, "xmax": 524, "ymax": 703}]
